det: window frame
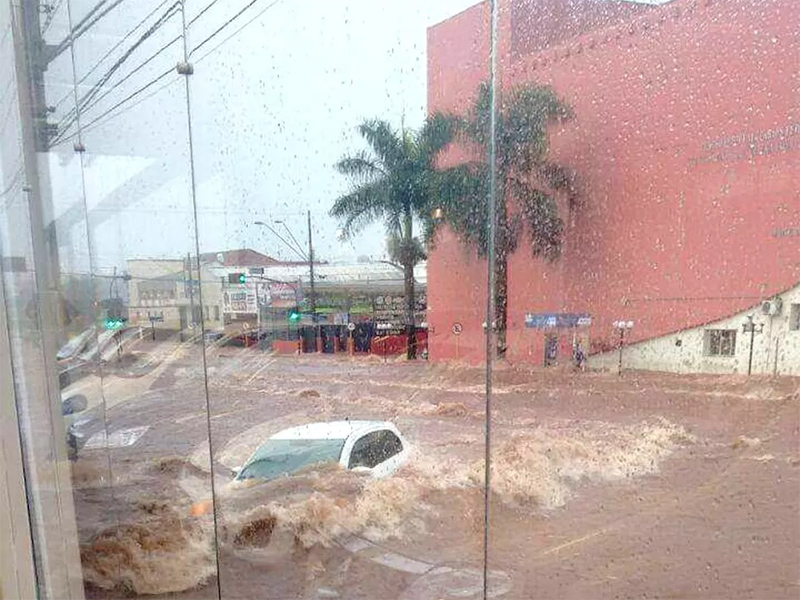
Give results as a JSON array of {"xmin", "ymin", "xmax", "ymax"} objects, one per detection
[{"xmin": 704, "ymin": 328, "xmax": 737, "ymax": 357}]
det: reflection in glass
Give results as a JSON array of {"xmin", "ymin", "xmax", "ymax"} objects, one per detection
[{"xmin": 3, "ymin": 0, "xmax": 797, "ymax": 598}]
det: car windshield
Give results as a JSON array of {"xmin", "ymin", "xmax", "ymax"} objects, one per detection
[{"xmin": 236, "ymin": 438, "xmax": 347, "ymax": 481}]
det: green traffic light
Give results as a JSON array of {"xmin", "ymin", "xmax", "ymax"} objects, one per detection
[
  {"xmin": 288, "ymin": 310, "xmax": 300, "ymax": 322},
  {"xmin": 238, "ymin": 273, "xmax": 246, "ymax": 284},
  {"xmin": 103, "ymin": 318, "xmax": 124, "ymax": 330}
]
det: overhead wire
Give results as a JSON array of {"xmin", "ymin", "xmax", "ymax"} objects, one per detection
[
  {"xmin": 50, "ymin": 0, "xmax": 240, "ymax": 143},
  {"xmin": 53, "ymin": 1, "xmax": 182, "ymax": 136},
  {"xmin": 50, "ymin": 0, "xmax": 173, "ymax": 112},
  {"xmin": 52, "ymin": 0, "xmax": 285, "ymax": 146},
  {"xmin": 72, "ymin": 0, "xmax": 219, "ymax": 120},
  {"xmin": 190, "ymin": 0, "xmax": 284, "ymax": 61},
  {"xmin": 0, "ymin": 164, "xmax": 24, "ymax": 201},
  {"xmin": 49, "ymin": 66, "xmax": 175, "ymax": 147},
  {"xmin": 40, "ymin": 0, "xmax": 66, "ymax": 35},
  {"xmin": 55, "ymin": 0, "xmax": 227, "ymax": 112},
  {"xmin": 51, "ymin": 0, "xmax": 128, "ymax": 60}
]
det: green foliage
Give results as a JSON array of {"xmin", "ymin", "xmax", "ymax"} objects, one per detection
[
  {"xmin": 386, "ymin": 233, "xmax": 426, "ymax": 267},
  {"xmin": 332, "ymin": 115, "xmax": 460, "ymax": 359},
  {"xmin": 432, "ymin": 81, "xmax": 574, "ymax": 261},
  {"xmin": 331, "ymin": 115, "xmax": 459, "ymax": 247}
]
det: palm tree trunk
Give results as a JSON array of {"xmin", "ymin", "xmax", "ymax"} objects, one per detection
[
  {"xmin": 403, "ymin": 209, "xmax": 417, "ymax": 359},
  {"xmin": 493, "ymin": 186, "xmax": 509, "ymax": 359},
  {"xmin": 494, "ymin": 249, "xmax": 508, "ymax": 359}
]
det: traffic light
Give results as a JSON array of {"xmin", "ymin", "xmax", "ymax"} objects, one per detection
[
  {"xmin": 103, "ymin": 300, "xmax": 126, "ymax": 330},
  {"xmin": 228, "ymin": 272, "xmax": 246, "ymax": 284},
  {"xmin": 288, "ymin": 308, "xmax": 301, "ymax": 323},
  {"xmin": 103, "ymin": 317, "xmax": 126, "ymax": 330}
]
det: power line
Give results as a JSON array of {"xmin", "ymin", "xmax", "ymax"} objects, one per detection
[
  {"xmin": 51, "ymin": 0, "xmax": 222, "ymax": 113},
  {"xmin": 54, "ymin": 2, "xmax": 182, "ymax": 138},
  {"xmin": 73, "ymin": 34, "xmax": 180, "ymax": 117},
  {"xmin": 186, "ymin": 0, "xmax": 225, "ymax": 30},
  {"xmin": 190, "ymin": 0, "xmax": 284, "ymax": 61},
  {"xmin": 76, "ymin": 3, "xmax": 180, "ymax": 113},
  {"xmin": 51, "ymin": 0, "xmax": 229, "ymax": 137},
  {"xmin": 51, "ymin": 0, "xmax": 128, "ymax": 60},
  {"xmin": 50, "ymin": 66, "xmax": 175, "ymax": 147},
  {"xmin": 40, "ymin": 0, "xmax": 66, "ymax": 35},
  {"xmin": 51, "ymin": 0, "xmax": 173, "ymax": 111},
  {"xmin": 50, "ymin": 0, "xmax": 285, "ymax": 147},
  {"xmin": 0, "ymin": 87, "xmax": 19, "ymax": 138},
  {"xmin": 0, "ymin": 164, "xmax": 24, "ymax": 200}
]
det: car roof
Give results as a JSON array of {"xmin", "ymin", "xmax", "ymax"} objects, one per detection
[{"xmin": 269, "ymin": 420, "xmax": 396, "ymax": 441}]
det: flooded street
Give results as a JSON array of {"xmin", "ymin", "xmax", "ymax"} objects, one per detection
[{"xmin": 67, "ymin": 343, "xmax": 799, "ymax": 599}]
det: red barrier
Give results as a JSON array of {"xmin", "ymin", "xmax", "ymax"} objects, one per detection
[
  {"xmin": 272, "ymin": 339, "xmax": 300, "ymax": 354},
  {"xmin": 371, "ymin": 331, "xmax": 428, "ymax": 356}
]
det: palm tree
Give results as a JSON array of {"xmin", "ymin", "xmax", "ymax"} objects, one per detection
[
  {"xmin": 433, "ymin": 82, "xmax": 575, "ymax": 358},
  {"xmin": 331, "ymin": 116, "xmax": 457, "ymax": 359}
]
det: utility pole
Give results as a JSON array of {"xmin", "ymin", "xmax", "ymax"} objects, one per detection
[
  {"xmin": 307, "ymin": 210, "xmax": 318, "ymax": 352},
  {"xmin": 253, "ymin": 215, "xmax": 319, "ymax": 352}
]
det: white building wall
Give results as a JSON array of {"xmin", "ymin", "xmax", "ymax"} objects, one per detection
[{"xmin": 591, "ymin": 282, "xmax": 800, "ymax": 376}]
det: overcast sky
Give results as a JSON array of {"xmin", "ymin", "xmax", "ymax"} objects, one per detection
[{"xmin": 35, "ymin": 0, "xmax": 479, "ymax": 273}]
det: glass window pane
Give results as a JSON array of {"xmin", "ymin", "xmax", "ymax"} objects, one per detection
[
  {"xmin": 470, "ymin": 0, "xmax": 799, "ymax": 598},
  {"xmin": 186, "ymin": 1, "xmax": 489, "ymax": 597}
]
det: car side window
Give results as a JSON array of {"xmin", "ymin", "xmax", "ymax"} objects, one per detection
[
  {"xmin": 349, "ymin": 430, "xmax": 403, "ymax": 469},
  {"xmin": 348, "ymin": 431, "xmax": 382, "ymax": 468},
  {"xmin": 378, "ymin": 430, "xmax": 403, "ymax": 460}
]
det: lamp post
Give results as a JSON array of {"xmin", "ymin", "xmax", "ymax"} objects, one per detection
[
  {"xmin": 254, "ymin": 210, "xmax": 318, "ymax": 352},
  {"xmin": 612, "ymin": 320, "xmax": 634, "ymax": 376},
  {"xmin": 741, "ymin": 314, "xmax": 764, "ymax": 376}
]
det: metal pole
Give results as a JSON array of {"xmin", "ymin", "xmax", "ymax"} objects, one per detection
[
  {"xmin": 484, "ymin": 0, "xmax": 499, "ymax": 596},
  {"xmin": 178, "ymin": 5, "xmax": 222, "ymax": 594},
  {"xmin": 618, "ymin": 329, "xmax": 624, "ymax": 376},
  {"xmin": 307, "ymin": 210, "xmax": 318, "ymax": 352},
  {"xmin": 774, "ymin": 338, "xmax": 779, "ymax": 376},
  {"xmin": 186, "ymin": 252, "xmax": 194, "ymax": 330},
  {"xmin": 255, "ymin": 281, "xmax": 260, "ymax": 343},
  {"xmin": 747, "ymin": 325, "xmax": 755, "ymax": 376}
]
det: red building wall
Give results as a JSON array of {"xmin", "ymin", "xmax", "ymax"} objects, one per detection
[{"xmin": 426, "ymin": 0, "xmax": 800, "ymax": 365}]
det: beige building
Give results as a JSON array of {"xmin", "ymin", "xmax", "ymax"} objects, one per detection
[
  {"xmin": 591, "ymin": 283, "xmax": 800, "ymax": 376},
  {"xmin": 126, "ymin": 259, "xmax": 224, "ymax": 335}
]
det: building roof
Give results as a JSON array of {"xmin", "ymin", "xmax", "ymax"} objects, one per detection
[
  {"xmin": 254, "ymin": 261, "xmax": 427, "ymax": 294},
  {"xmin": 199, "ymin": 248, "xmax": 285, "ymax": 267}
]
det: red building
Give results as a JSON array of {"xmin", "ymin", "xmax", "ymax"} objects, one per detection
[{"xmin": 426, "ymin": 0, "xmax": 800, "ymax": 369}]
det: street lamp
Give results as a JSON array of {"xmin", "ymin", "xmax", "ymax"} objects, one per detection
[
  {"xmin": 741, "ymin": 314, "xmax": 764, "ymax": 376},
  {"xmin": 254, "ymin": 210, "xmax": 318, "ymax": 352},
  {"xmin": 612, "ymin": 320, "xmax": 634, "ymax": 376}
]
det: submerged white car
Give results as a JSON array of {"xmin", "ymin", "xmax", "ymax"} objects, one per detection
[{"xmin": 233, "ymin": 420, "xmax": 409, "ymax": 482}]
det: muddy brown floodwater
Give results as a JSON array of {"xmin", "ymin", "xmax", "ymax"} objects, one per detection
[{"xmin": 67, "ymin": 345, "xmax": 799, "ymax": 600}]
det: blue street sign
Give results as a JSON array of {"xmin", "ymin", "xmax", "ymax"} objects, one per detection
[{"xmin": 524, "ymin": 313, "xmax": 592, "ymax": 329}]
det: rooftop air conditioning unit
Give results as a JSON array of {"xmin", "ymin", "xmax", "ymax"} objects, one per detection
[{"xmin": 760, "ymin": 298, "xmax": 783, "ymax": 316}]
